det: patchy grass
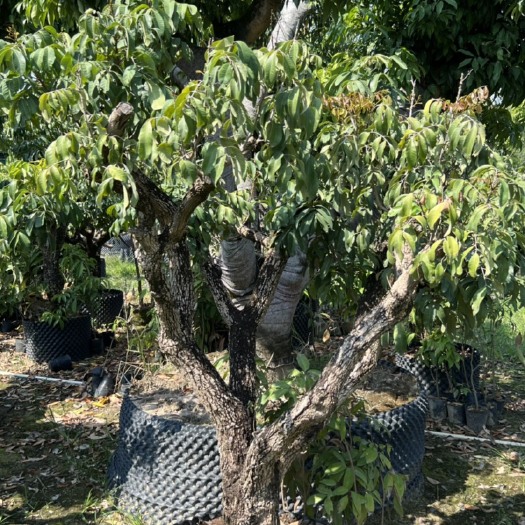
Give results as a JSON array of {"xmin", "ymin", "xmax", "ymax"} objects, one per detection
[{"xmin": 103, "ymin": 256, "xmax": 148, "ymax": 304}]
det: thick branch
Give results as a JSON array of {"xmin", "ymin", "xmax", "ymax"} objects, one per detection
[
  {"xmin": 249, "ymin": 251, "xmax": 287, "ymax": 322},
  {"xmin": 237, "ymin": 225, "xmax": 273, "ymax": 249},
  {"xmin": 203, "ymin": 258, "xmax": 236, "ymax": 326},
  {"xmin": 133, "ymin": 170, "xmax": 178, "ymax": 228},
  {"xmin": 133, "ymin": 171, "xmax": 214, "ymax": 242},
  {"xmin": 242, "ymin": 257, "xmax": 419, "ymax": 494},
  {"xmin": 107, "ymin": 102, "xmax": 134, "ymax": 138},
  {"xmin": 173, "ymin": 176, "xmax": 215, "ymax": 240},
  {"xmin": 268, "ymin": 0, "xmax": 311, "ymax": 49}
]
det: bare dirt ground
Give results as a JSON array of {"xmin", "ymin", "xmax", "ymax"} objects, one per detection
[{"xmin": 0, "ymin": 328, "xmax": 524, "ymax": 525}]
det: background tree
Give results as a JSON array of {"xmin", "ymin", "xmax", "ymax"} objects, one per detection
[{"xmin": 1, "ymin": 1, "xmax": 525, "ymax": 524}]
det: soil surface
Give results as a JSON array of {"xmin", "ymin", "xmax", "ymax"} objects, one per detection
[{"xmin": 1, "ymin": 328, "xmax": 524, "ymax": 525}]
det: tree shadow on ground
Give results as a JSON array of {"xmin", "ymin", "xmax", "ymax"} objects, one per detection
[
  {"xmin": 427, "ymin": 493, "xmax": 525, "ymax": 525},
  {"xmin": 0, "ymin": 374, "xmax": 119, "ymax": 525}
]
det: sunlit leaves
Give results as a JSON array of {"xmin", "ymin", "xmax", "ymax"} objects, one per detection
[
  {"xmin": 39, "ymin": 87, "xmax": 79, "ymax": 121},
  {"xmin": 448, "ymin": 115, "xmax": 485, "ymax": 157},
  {"xmin": 138, "ymin": 119, "xmax": 154, "ymax": 160}
]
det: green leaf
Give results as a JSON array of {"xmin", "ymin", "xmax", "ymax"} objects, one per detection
[
  {"xmin": 364, "ymin": 493, "xmax": 375, "ymax": 512},
  {"xmin": 31, "ymin": 46, "xmax": 56, "ymax": 70},
  {"xmin": 36, "ymin": 170, "xmax": 48, "ymax": 194},
  {"xmin": 471, "ymin": 286, "xmax": 488, "ymax": 316},
  {"xmin": 179, "ymin": 160, "xmax": 199, "ymax": 184},
  {"xmin": 296, "ymin": 353, "xmax": 310, "ymax": 371},
  {"xmin": 138, "ymin": 120, "xmax": 154, "ymax": 160},
  {"xmin": 263, "ymin": 53, "xmax": 277, "ymax": 86},
  {"xmin": 148, "ymin": 81, "xmax": 166, "ymax": 110},
  {"xmin": 343, "ymin": 467, "xmax": 354, "ymax": 490},
  {"xmin": 499, "ymin": 180, "xmax": 510, "ymax": 206},
  {"xmin": 364, "ymin": 445, "xmax": 378, "ymax": 463},
  {"xmin": 11, "ymin": 48, "xmax": 26, "ymax": 74},
  {"xmin": 105, "ymin": 165, "xmax": 128, "ymax": 183},
  {"xmin": 337, "ymin": 495, "xmax": 349, "ymax": 513},
  {"xmin": 466, "ymin": 204, "xmax": 489, "ymax": 231},
  {"xmin": 443, "ymin": 236, "xmax": 459, "ymax": 258},
  {"xmin": 333, "ymin": 485, "xmax": 350, "ymax": 497},
  {"xmin": 122, "ymin": 66, "xmax": 136, "ymax": 86},
  {"xmin": 0, "ymin": 215, "xmax": 7, "ymax": 238},
  {"xmin": 427, "ymin": 202, "xmax": 448, "ymax": 230},
  {"xmin": 463, "ymin": 123, "xmax": 478, "ymax": 157},
  {"xmin": 468, "ymin": 253, "xmax": 480, "ymax": 277},
  {"xmin": 266, "ymin": 121, "xmax": 283, "ymax": 149}
]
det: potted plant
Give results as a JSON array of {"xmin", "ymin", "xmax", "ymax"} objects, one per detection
[
  {"xmin": 19, "ymin": 244, "xmax": 100, "ymax": 363},
  {"xmin": 464, "ymin": 348, "xmax": 488, "ymax": 434},
  {"xmin": 0, "ymin": 161, "xmax": 100, "ymax": 362},
  {"xmin": 89, "ymin": 283, "xmax": 125, "ymax": 327},
  {"xmin": 417, "ymin": 332, "xmax": 460, "ymax": 421}
]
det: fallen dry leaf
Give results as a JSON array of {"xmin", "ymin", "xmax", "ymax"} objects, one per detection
[
  {"xmin": 426, "ymin": 476, "xmax": 441, "ymax": 485},
  {"xmin": 92, "ymin": 397, "xmax": 110, "ymax": 407}
]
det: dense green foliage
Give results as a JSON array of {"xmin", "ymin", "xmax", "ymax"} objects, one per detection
[
  {"xmin": 306, "ymin": 0, "xmax": 525, "ymax": 106},
  {"xmin": 1, "ymin": 0, "xmax": 525, "ymax": 521},
  {"xmin": 0, "ymin": 0, "xmax": 524, "ymax": 363},
  {"xmin": 259, "ymin": 354, "xmax": 405, "ymax": 524}
]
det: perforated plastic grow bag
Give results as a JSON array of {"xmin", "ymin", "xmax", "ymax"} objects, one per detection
[
  {"xmin": 108, "ymin": 397, "xmax": 222, "ymax": 525},
  {"xmin": 91, "ymin": 289, "xmax": 124, "ymax": 326},
  {"xmin": 23, "ymin": 315, "xmax": 92, "ymax": 363}
]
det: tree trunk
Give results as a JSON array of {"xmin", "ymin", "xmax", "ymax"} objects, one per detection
[
  {"xmin": 256, "ymin": 254, "xmax": 309, "ymax": 378},
  {"xmin": 268, "ymin": 0, "xmax": 311, "ymax": 49},
  {"xmin": 39, "ymin": 224, "xmax": 66, "ymax": 298},
  {"xmin": 113, "ymin": 101, "xmax": 420, "ymax": 525}
]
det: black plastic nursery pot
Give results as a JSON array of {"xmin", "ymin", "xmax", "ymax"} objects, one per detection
[
  {"xmin": 91, "ymin": 289, "xmax": 124, "ymax": 326},
  {"xmin": 1, "ymin": 318, "xmax": 19, "ymax": 333},
  {"xmin": 446, "ymin": 401, "xmax": 466, "ymax": 426},
  {"xmin": 465, "ymin": 406, "xmax": 489, "ymax": 434},
  {"xmin": 108, "ymin": 379, "xmax": 428, "ymax": 524},
  {"xmin": 395, "ymin": 347, "xmax": 481, "ymax": 398},
  {"xmin": 428, "ymin": 395, "xmax": 447, "ymax": 420},
  {"xmin": 351, "ymin": 390, "xmax": 429, "ymax": 491},
  {"xmin": 108, "ymin": 396, "xmax": 222, "ymax": 525},
  {"xmin": 23, "ymin": 314, "xmax": 92, "ymax": 363}
]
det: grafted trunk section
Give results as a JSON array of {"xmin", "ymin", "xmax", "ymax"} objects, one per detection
[
  {"xmin": 220, "ymin": 237, "xmax": 257, "ymax": 307},
  {"xmin": 256, "ymin": 254, "xmax": 309, "ymax": 376},
  {"xmin": 268, "ymin": 0, "xmax": 311, "ymax": 49}
]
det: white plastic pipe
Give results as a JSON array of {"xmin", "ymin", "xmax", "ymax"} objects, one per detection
[
  {"xmin": 427, "ymin": 430, "xmax": 525, "ymax": 448},
  {"xmin": 0, "ymin": 370, "xmax": 84, "ymax": 386}
]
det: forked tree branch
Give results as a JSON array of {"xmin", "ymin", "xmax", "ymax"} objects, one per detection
[
  {"xmin": 241, "ymin": 253, "xmax": 419, "ymax": 487},
  {"xmin": 202, "ymin": 258, "xmax": 236, "ymax": 326}
]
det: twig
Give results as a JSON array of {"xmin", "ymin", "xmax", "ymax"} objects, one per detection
[
  {"xmin": 456, "ymin": 70, "xmax": 473, "ymax": 102},
  {"xmin": 408, "ymin": 78, "xmax": 417, "ymax": 117}
]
